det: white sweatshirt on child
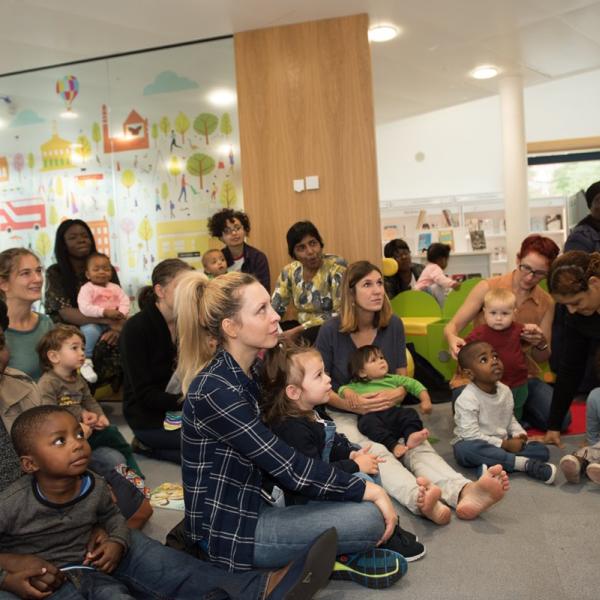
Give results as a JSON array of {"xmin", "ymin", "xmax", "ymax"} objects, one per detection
[{"xmin": 452, "ymin": 382, "xmax": 526, "ymax": 447}]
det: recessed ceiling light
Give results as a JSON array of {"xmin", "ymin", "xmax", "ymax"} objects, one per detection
[
  {"xmin": 368, "ymin": 24, "xmax": 400, "ymax": 43},
  {"xmin": 207, "ymin": 88, "xmax": 236, "ymax": 107},
  {"xmin": 470, "ymin": 65, "xmax": 499, "ymax": 80},
  {"xmin": 60, "ymin": 110, "xmax": 78, "ymax": 119}
]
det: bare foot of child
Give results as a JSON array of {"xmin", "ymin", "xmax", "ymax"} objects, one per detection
[
  {"xmin": 415, "ymin": 476, "xmax": 451, "ymax": 525},
  {"xmin": 393, "ymin": 444, "xmax": 408, "ymax": 459},
  {"xmin": 455, "ymin": 464, "xmax": 509, "ymax": 520},
  {"xmin": 406, "ymin": 429, "xmax": 429, "ymax": 450}
]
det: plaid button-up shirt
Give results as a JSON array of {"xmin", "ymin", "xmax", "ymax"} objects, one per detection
[{"xmin": 182, "ymin": 349, "xmax": 365, "ymax": 571}]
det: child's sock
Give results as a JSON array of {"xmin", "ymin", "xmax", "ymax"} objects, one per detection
[{"xmin": 514, "ymin": 456, "xmax": 528, "ymax": 471}]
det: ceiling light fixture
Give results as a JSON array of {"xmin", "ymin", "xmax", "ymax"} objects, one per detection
[
  {"xmin": 368, "ymin": 24, "xmax": 400, "ymax": 43},
  {"xmin": 60, "ymin": 110, "xmax": 78, "ymax": 119},
  {"xmin": 207, "ymin": 88, "xmax": 237, "ymax": 107},
  {"xmin": 470, "ymin": 65, "xmax": 499, "ymax": 80}
]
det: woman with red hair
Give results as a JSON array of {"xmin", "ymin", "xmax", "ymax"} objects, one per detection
[{"xmin": 444, "ymin": 235, "xmax": 569, "ymax": 431}]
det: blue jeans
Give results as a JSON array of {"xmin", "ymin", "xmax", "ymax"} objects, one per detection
[
  {"xmin": 89, "ymin": 446, "xmax": 126, "ymax": 477},
  {"xmin": 132, "ymin": 428, "xmax": 181, "ymax": 464},
  {"xmin": 253, "ymin": 499, "xmax": 383, "ymax": 568},
  {"xmin": 80, "ymin": 324, "xmax": 108, "ymax": 358},
  {"xmin": 452, "ymin": 378, "xmax": 571, "ymax": 432},
  {"xmin": 586, "ymin": 388, "xmax": 600, "ymax": 445},
  {"xmin": 453, "ymin": 439, "xmax": 549, "ymax": 472},
  {"xmin": 0, "ymin": 530, "xmax": 269, "ymax": 600}
]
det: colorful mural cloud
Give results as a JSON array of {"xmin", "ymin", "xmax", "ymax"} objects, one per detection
[{"xmin": 143, "ymin": 70, "xmax": 199, "ymax": 95}]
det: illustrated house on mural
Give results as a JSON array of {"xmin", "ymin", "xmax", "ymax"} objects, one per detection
[
  {"xmin": 41, "ymin": 126, "xmax": 75, "ymax": 171},
  {"xmin": 156, "ymin": 220, "xmax": 208, "ymax": 271},
  {"xmin": 0, "ymin": 157, "xmax": 8, "ymax": 182},
  {"xmin": 102, "ymin": 105, "xmax": 149, "ymax": 153},
  {"xmin": 88, "ymin": 218, "xmax": 111, "ymax": 255}
]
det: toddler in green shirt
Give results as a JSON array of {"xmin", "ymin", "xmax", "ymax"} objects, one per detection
[{"xmin": 339, "ymin": 345, "xmax": 432, "ymax": 459}]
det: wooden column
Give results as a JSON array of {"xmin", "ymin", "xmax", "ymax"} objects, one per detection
[{"xmin": 235, "ymin": 14, "xmax": 381, "ymax": 286}]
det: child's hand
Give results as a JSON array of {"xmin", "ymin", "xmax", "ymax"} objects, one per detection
[
  {"xmin": 81, "ymin": 410, "xmax": 98, "ymax": 427},
  {"xmin": 501, "ymin": 437, "xmax": 525, "ymax": 453},
  {"xmin": 86, "ymin": 540, "xmax": 123, "ymax": 573},
  {"xmin": 419, "ymin": 391, "xmax": 433, "ymax": 415},
  {"xmin": 392, "ymin": 443, "xmax": 408, "ymax": 459},
  {"xmin": 3, "ymin": 568, "xmax": 55, "ymax": 599},
  {"xmin": 103, "ymin": 308, "xmax": 125, "ymax": 320},
  {"xmin": 517, "ymin": 433, "xmax": 528, "ymax": 443},
  {"xmin": 350, "ymin": 445, "xmax": 385, "ymax": 475},
  {"xmin": 80, "ymin": 422, "xmax": 92, "ymax": 439},
  {"xmin": 94, "ymin": 415, "xmax": 110, "ymax": 430}
]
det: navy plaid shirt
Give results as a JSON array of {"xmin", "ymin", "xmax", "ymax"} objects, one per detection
[{"xmin": 182, "ymin": 349, "xmax": 365, "ymax": 571}]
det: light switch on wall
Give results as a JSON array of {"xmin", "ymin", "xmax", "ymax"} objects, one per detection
[
  {"xmin": 305, "ymin": 175, "xmax": 319, "ymax": 190},
  {"xmin": 293, "ymin": 179, "xmax": 305, "ymax": 192}
]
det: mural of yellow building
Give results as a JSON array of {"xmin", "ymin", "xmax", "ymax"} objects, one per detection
[
  {"xmin": 156, "ymin": 219, "xmax": 211, "ymax": 270},
  {"xmin": 41, "ymin": 126, "xmax": 75, "ymax": 171}
]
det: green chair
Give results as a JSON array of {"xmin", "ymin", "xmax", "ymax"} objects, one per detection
[
  {"xmin": 390, "ymin": 290, "xmax": 442, "ymax": 318},
  {"xmin": 442, "ymin": 277, "xmax": 482, "ymax": 321}
]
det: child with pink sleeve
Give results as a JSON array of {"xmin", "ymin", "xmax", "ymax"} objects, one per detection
[
  {"xmin": 415, "ymin": 243, "xmax": 459, "ymax": 306},
  {"xmin": 77, "ymin": 253, "xmax": 130, "ymax": 383}
]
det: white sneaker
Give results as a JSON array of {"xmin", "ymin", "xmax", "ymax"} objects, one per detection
[{"xmin": 80, "ymin": 359, "xmax": 98, "ymax": 383}]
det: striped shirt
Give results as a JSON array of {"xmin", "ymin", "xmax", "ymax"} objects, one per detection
[{"xmin": 182, "ymin": 349, "xmax": 365, "ymax": 571}]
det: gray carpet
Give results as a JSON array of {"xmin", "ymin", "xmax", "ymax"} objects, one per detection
[{"xmin": 101, "ymin": 400, "xmax": 600, "ymax": 600}]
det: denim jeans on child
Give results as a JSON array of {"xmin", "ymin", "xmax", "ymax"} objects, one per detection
[
  {"xmin": 586, "ymin": 387, "xmax": 600, "ymax": 445},
  {"xmin": 453, "ymin": 439, "xmax": 549, "ymax": 472},
  {"xmin": 80, "ymin": 323, "xmax": 108, "ymax": 358}
]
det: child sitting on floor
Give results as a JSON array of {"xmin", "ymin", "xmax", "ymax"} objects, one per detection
[
  {"xmin": 202, "ymin": 249, "xmax": 228, "ymax": 278},
  {"xmin": 77, "ymin": 252, "xmax": 130, "ymax": 383},
  {"xmin": 452, "ymin": 341, "xmax": 556, "ymax": 484},
  {"xmin": 261, "ymin": 342, "xmax": 426, "ymax": 562},
  {"xmin": 338, "ymin": 345, "xmax": 432, "ymax": 460},
  {"xmin": 465, "ymin": 288, "xmax": 538, "ymax": 421},
  {"xmin": 415, "ymin": 243, "xmax": 459, "ymax": 306},
  {"xmin": 0, "ymin": 405, "xmax": 132, "ymax": 598},
  {"xmin": 37, "ymin": 325, "xmax": 142, "ymax": 477}
]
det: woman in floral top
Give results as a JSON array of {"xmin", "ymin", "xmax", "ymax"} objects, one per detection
[
  {"xmin": 44, "ymin": 219, "xmax": 122, "ymax": 387},
  {"xmin": 271, "ymin": 221, "xmax": 346, "ymax": 344}
]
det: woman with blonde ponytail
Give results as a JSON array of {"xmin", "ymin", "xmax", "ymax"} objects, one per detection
[
  {"xmin": 179, "ymin": 272, "xmax": 406, "ymax": 586},
  {"xmin": 543, "ymin": 251, "xmax": 600, "ymax": 447}
]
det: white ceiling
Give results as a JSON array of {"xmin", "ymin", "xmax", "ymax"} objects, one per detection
[{"xmin": 2, "ymin": 0, "xmax": 600, "ymax": 123}]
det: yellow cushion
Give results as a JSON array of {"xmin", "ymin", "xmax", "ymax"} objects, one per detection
[{"xmin": 401, "ymin": 316, "xmax": 441, "ymax": 336}]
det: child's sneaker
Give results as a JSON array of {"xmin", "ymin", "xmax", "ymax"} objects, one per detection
[
  {"xmin": 585, "ymin": 462, "xmax": 600, "ymax": 485},
  {"xmin": 559, "ymin": 454, "xmax": 582, "ymax": 484},
  {"xmin": 525, "ymin": 459, "xmax": 557, "ymax": 484},
  {"xmin": 383, "ymin": 524, "xmax": 426, "ymax": 562},
  {"xmin": 330, "ymin": 548, "xmax": 407, "ymax": 589},
  {"xmin": 80, "ymin": 359, "xmax": 98, "ymax": 383}
]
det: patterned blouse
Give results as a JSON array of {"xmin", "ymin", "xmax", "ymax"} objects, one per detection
[{"xmin": 271, "ymin": 254, "xmax": 347, "ymax": 329}]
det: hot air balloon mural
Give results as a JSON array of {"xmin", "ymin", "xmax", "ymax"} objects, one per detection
[{"xmin": 56, "ymin": 75, "xmax": 79, "ymax": 114}]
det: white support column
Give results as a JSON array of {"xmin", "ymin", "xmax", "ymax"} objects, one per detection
[{"xmin": 499, "ymin": 75, "xmax": 529, "ymax": 270}]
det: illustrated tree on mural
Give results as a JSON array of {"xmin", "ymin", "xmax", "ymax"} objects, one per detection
[
  {"xmin": 138, "ymin": 216, "xmax": 153, "ymax": 251},
  {"xmin": 167, "ymin": 155, "xmax": 182, "ymax": 179},
  {"xmin": 151, "ymin": 123, "xmax": 159, "ymax": 146},
  {"xmin": 35, "ymin": 232, "xmax": 52, "ymax": 260},
  {"xmin": 220, "ymin": 180, "xmax": 237, "ymax": 208},
  {"xmin": 160, "ymin": 182, "xmax": 169, "ymax": 203},
  {"xmin": 121, "ymin": 169, "xmax": 136, "ymax": 196},
  {"xmin": 49, "ymin": 205, "xmax": 58, "ymax": 226},
  {"xmin": 193, "ymin": 113, "xmax": 218, "ymax": 145},
  {"xmin": 220, "ymin": 113, "xmax": 232, "ymax": 136},
  {"xmin": 187, "ymin": 153, "xmax": 215, "ymax": 190},
  {"xmin": 107, "ymin": 197, "xmax": 115, "ymax": 218},
  {"xmin": 120, "ymin": 218, "xmax": 135, "ymax": 245},
  {"xmin": 91, "ymin": 123, "xmax": 101, "ymax": 152},
  {"xmin": 55, "ymin": 176, "xmax": 64, "ymax": 198},
  {"xmin": 174, "ymin": 112, "xmax": 190, "ymax": 143},
  {"xmin": 12, "ymin": 153, "xmax": 24, "ymax": 180},
  {"xmin": 76, "ymin": 135, "xmax": 92, "ymax": 163},
  {"xmin": 27, "ymin": 152, "xmax": 35, "ymax": 171},
  {"xmin": 159, "ymin": 116, "xmax": 170, "ymax": 138}
]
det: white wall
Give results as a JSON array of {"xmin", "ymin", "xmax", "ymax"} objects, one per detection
[{"xmin": 376, "ymin": 68, "xmax": 600, "ymax": 203}]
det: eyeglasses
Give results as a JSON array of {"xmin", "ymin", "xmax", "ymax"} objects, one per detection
[
  {"xmin": 518, "ymin": 263, "xmax": 548, "ymax": 278},
  {"xmin": 223, "ymin": 225, "xmax": 243, "ymax": 235}
]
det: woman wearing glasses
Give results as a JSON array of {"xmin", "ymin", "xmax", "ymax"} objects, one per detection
[
  {"xmin": 382, "ymin": 239, "xmax": 424, "ymax": 298},
  {"xmin": 444, "ymin": 235, "xmax": 568, "ymax": 431},
  {"xmin": 207, "ymin": 208, "xmax": 271, "ymax": 291}
]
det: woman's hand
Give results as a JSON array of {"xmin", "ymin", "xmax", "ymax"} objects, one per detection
[
  {"xmin": 352, "ymin": 392, "xmax": 397, "ymax": 415},
  {"xmin": 532, "ymin": 430, "xmax": 564, "ymax": 448},
  {"xmin": 100, "ymin": 329, "xmax": 120, "ymax": 345},
  {"xmin": 447, "ymin": 334, "xmax": 466, "ymax": 359},
  {"xmin": 520, "ymin": 324, "xmax": 544, "ymax": 346},
  {"xmin": 361, "ymin": 481, "xmax": 396, "ymax": 546}
]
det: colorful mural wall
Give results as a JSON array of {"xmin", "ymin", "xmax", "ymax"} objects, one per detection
[{"xmin": 0, "ymin": 39, "xmax": 241, "ymax": 296}]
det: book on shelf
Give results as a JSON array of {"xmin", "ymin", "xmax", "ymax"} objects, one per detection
[
  {"xmin": 417, "ymin": 231, "xmax": 432, "ymax": 253},
  {"xmin": 545, "ymin": 214, "xmax": 563, "ymax": 231},
  {"xmin": 469, "ymin": 230, "xmax": 486, "ymax": 250},
  {"xmin": 416, "ymin": 210, "xmax": 427, "ymax": 230},
  {"xmin": 438, "ymin": 229, "xmax": 454, "ymax": 250},
  {"xmin": 383, "ymin": 225, "xmax": 399, "ymax": 241}
]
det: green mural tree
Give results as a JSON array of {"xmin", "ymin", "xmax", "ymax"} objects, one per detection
[
  {"xmin": 174, "ymin": 112, "xmax": 190, "ymax": 143},
  {"xmin": 159, "ymin": 116, "xmax": 170, "ymax": 137},
  {"xmin": 49, "ymin": 205, "xmax": 58, "ymax": 226},
  {"xmin": 91, "ymin": 122, "xmax": 102, "ymax": 151},
  {"xmin": 187, "ymin": 153, "xmax": 215, "ymax": 189},
  {"xmin": 35, "ymin": 232, "xmax": 52, "ymax": 259},
  {"xmin": 107, "ymin": 197, "xmax": 115, "ymax": 218},
  {"xmin": 27, "ymin": 152, "xmax": 35, "ymax": 171},
  {"xmin": 138, "ymin": 216, "xmax": 153, "ymax": 251},
  {"xmin": 160, "ymin": 182, "xmax": 169, "ymax": 202},
  {"xmin": 122, "ymin": 169, "xmax": 136, "ymax": 196},
  {"xmin": 76, "ymin": 135, "xmax": 92, "ymax": 163},
  {"xmin": 151, "ymin": 123, "xmax": 159, "ymax": 145},
  {"xmin": 167, "ymin": 155, "xmax": 182, "ymax": 178},
  {"xmin": 220, "ymin": 180, "xmax": 237, "ymax": 208},
  {"xmin": 55, "ymin": 176, "xmax": 64, "ymax": 197},
  {"xmin": 220, "ymin": 113, "xmax": 232, "ymax": 136},
  {"xmin": 193, "ymin": 113, "xmax": 218, "ymax": 145}
]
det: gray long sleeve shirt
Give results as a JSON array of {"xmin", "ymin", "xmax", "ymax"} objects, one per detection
[{"xmin": 0, "ymin": 471, "xmax": 129, "ymax": 567}]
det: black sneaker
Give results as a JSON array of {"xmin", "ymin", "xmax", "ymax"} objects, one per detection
[
  {"xmin": 330, "ymin": 548, "xmax": 407, "ymax": 589},
  {"xmin": 383, "ymin": 524, "xmax": 426, "ymax": 562},
  {"xmin": 525, "ymin": 459, "xmax": 557, "ymax": 485},
  {"xmin": 131, "ymin": 437, "xmax": 153, "ymax": 457}
]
